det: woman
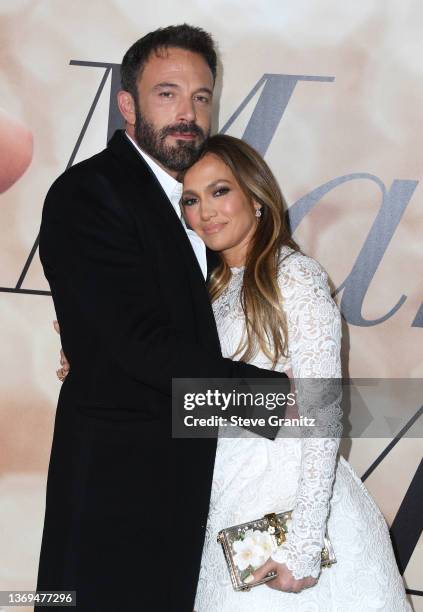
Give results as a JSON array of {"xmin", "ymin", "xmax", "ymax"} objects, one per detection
[{"xmin": 179, "ymin": 135, "xmax": 412, "ymax": 611}]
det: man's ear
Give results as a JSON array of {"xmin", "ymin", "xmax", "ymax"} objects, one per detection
[{"xmin": 117, "ymin": 90, "xmax": 136, "ymax": 126}]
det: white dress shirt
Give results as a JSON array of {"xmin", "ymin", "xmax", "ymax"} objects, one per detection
[{"xmin": 125, "ymin": 132, "xmax": 207, "ymax": 280}]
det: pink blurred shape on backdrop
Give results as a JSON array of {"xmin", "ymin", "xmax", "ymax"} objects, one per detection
[{"xmin": 0, "ymin": 108, "xmax": 33, "ymax": 194}]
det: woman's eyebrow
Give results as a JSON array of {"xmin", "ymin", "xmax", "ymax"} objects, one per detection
[
  {"xmin": 182, "ymin": 179, "xmax": 232, "ymax": 196},
  {"xmin": 206, "ymin": 179, "xmax": 232, "ymax": 189}
]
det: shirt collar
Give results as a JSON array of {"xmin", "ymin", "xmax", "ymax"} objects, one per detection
[{"xmin": 125, "ymin": 131, "xmax": 183, "ymax": 217}]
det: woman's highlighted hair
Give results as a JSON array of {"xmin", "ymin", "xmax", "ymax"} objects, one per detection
[{"xmin": 183, "ymin": 134, "xmax": 299, "ymax": 367}]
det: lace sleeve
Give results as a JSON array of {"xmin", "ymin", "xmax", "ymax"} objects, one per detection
[{"xmin": 270, "ymin": 252, "xmax": 342, "ymax": 579}]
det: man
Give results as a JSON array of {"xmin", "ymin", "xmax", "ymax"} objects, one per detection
[{"xmin": 37, "ymin": 24, "xmax": 286, "ymax": 611}]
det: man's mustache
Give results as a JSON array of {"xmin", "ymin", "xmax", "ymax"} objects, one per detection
[{"xmin": 160, "ymin": 122, "xmax": 205, "ymax": 140}]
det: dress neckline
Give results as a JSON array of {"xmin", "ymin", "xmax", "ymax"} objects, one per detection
[{"xmin": 230, "ymin": 265, "xmax": 245, "ymax": 274}]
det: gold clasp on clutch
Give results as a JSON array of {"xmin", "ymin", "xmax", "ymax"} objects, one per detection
[
  {"xmin": 264, "ymin": 512, "xmax": 286, "ymax": 546},
  {"xmin": 321, "ymin": 547, "xmax": 334, "ymax": 567}
]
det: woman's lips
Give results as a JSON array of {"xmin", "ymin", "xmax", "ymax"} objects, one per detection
[{"xmin": 202, "ymin": 223, "xmax": 226, "ymax": 235}]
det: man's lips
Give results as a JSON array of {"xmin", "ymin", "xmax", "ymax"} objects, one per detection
[
  {"xmin": 169, "ymin": 132, "xmax": 197, "ymax": 140},
  {"xmin": 202, "ymin": 223, "xmax": 227, "ymax": 235}
]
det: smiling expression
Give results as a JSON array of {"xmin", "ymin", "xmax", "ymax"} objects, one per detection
[{"xmin": 182, "ymin": 153, "xmax": 261, "ymax": 266}]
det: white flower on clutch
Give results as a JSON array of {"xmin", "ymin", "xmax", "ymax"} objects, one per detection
[
  {"xmin": 243, "ymin": 529, "xmax": 261, "ymax": 544},
  {"xmin": 233, "ymin": 529, "xmax": 279, "ymax": 571},
  {"xmin": 256, "ymin": 531, "xmax": 278, "ymax": 557},
  {"xmin": 233, "ymin": 535, "xmax": 266, "ymax": 571}
]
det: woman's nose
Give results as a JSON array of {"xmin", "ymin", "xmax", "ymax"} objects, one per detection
[{"xmin": 200, "ymin": 201, "xmax": 217, "ymax": 221}]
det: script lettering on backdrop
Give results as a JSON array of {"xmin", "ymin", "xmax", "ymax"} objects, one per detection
[
  {"xmin": 0, "ymin": 61, "xmax": 421, "ymax": 578},
  {"xmin": 1, "ymin": 63, "xmax": 421, "ymax": 329}
]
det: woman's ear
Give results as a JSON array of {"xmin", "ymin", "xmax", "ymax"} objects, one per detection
[{"xmin": 253, "ymin": 202, "xmax": 263, "ymax": 218}]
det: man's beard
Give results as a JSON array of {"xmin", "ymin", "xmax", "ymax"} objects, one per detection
[{"xmin": 134, "ymin": 105, "xmax": 208, "ymax": 172}]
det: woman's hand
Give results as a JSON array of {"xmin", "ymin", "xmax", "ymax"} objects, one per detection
[
  {"xmin": 53, "ymin": 320, "xmax": 70, "ymax": 381},
  {"xmin": 245, "ymin": 558, "xmax": 317, "ymax": 593}
]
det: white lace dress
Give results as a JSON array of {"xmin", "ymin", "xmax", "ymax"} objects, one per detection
[{"xmin": 194, "ymin": 246, "xmax": 412, "ymax": 612}]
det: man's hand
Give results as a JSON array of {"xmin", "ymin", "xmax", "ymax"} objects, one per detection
[
  {"xmin": 244, "ymin": 558, "xmax": 317, "ymax": 593},
  {"xmin": 53, "ymin": 320, "xmax": 70, "ymax": 382}
]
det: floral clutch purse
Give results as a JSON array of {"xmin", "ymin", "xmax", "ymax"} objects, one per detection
[{"xmin": 217, "ymin": 510, "xmax": 336, "ymax": 592}]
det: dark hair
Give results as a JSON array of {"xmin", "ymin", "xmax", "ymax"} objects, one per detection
[{"xmin": 121, "ymin": 24, "xmax": 217, "ymax": 100}]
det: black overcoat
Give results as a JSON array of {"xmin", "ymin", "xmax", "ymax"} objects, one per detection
[{"xmin": 36, "ymin": 130, "xmax": 285, "ymax": 611}]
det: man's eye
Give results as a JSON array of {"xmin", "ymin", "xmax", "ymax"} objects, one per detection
[
  {"xmin": 214, "ymin": 187, "xmax": 229, "ymax": 197},
  {"xmin": 159, "ymin": 91, "xmax": 173, "ymax": 98},
  {"xmin": 194, "ymin": 95, "xmax": 210, "ymax": 104},
  {"xmin": 182, "ymin": 198, "xmax": 198, "ymax": 206}
]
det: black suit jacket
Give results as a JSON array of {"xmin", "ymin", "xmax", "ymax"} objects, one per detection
[{"xmin": 37, "ymin": 130, "xmax": 285, "ymax": 611}]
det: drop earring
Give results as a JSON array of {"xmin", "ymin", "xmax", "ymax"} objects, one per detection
[{"xmin": 255, "ymin": 207, "xmax": 262, "ymax": 218}]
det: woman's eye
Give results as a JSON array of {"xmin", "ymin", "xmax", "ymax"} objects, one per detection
[
  {"xmin": 182, "ymin": 198, "xmax": 198, "ymax": 206},
  {"xmin": 214, "ymin": 187, "xmax": 229, "ymax": 197}
]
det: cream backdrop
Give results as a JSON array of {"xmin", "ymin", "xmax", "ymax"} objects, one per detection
[{"xmin": 0, "ymin": 1, "xmax": 422, "ymax": 610}]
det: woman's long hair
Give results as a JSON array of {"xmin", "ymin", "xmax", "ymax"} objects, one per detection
[{"xmin": 184, "ymin": 134, "xmax": 300, "ymax": 368}]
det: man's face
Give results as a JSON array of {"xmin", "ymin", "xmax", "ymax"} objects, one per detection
[{"xmin": 133, "ymin": 47, "xmax": 214, "ymax": 172}]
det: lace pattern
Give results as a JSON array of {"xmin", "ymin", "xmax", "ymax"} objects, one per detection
[
  {"xmin": 269, "ymin": 249, "xmax": 342, "ymax": 579},
  {"xmin": 194, "ymin": 246, "xmax": 412, "ymax": 611}
]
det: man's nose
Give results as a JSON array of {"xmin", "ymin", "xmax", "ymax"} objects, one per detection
[{"xmin": 177, "ymin": 96, "xmax": 196, "ymax": 123}]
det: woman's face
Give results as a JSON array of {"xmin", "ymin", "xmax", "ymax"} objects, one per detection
[{"xmin": 182, "ymin": 153, "xmax": 260, "ymax": 265}]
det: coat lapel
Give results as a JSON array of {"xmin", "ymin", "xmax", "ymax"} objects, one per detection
[{"xmin": 107, "ymin": 130, "xmax": 221, "ymax": 353}]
